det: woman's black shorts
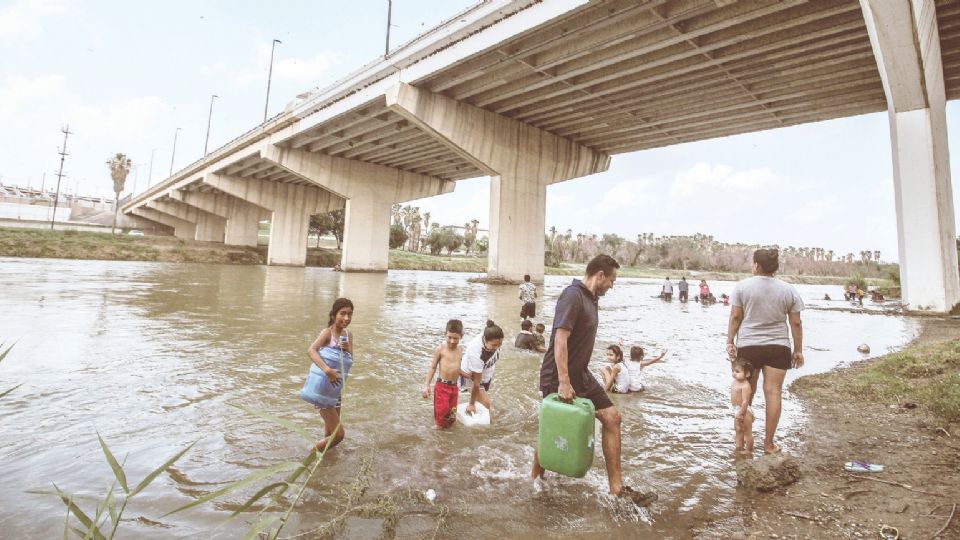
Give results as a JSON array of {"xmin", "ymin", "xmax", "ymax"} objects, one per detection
[{"xmin": 737, "ymin": 344, "xmax": 792, "ymax": 371}]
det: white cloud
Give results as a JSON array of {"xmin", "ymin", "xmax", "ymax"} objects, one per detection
[
  {"xmin": 670, "ymin": 163, "xmax": 774, "ymax": 198},
  {"xmin": 70, "ymin": 96, "xmax": 168, "ymax": 137},
  {"xmin": 789, "ymin": 195, "xmax": 840, "ymax": 223},
  {"xmin": 0, "ymin": 0, "xmax": 72, "ymax": 42},
  {"xmin": 595, "ymin": 179, "xmax": 651, "ymax": 214},
  {"xmin": 0, "ymin": 75, "xmax": 65, "ymax": 117}
]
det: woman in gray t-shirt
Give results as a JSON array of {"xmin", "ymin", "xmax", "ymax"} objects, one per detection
[{"xmin": 725, "ymin": 248, "xmax": 804, "ymax": 455}]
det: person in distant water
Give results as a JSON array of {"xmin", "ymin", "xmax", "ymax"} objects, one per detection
[
  {"xmin": 422, "ymin": 319, "xmax": 464, "ymax": 429},
  {"xmin": 730, "ymin": 357, "xmax": 755, "ymax": 454},
  {"xmin": 855, "ymin": 287, "xmax": 865, "ymax": 306},
  {"xmin": 699, "ymin": 279, "xmax": 711, "ymax": 300},
  {"xmin": 305, "ymin": 298, "xmax": 354, "ymax": 452},
  {"xmin": 726, "ymin": 247, "xmax": 804, "ymax": 455},
  {"xmin": 461, "ymin": 320, "xmax": 504, "ymax": 416},
  {"xmin": 514, "ymin": 319, "xmax": 541, "ymax": 352},
  {"xmin": 870, "ymin": 290, "xmax": 885, "ymax": 302},
  {"xmin": 822, "ymin": 293, "xmax": 831, "ymax": 301},
  {"xmin": 532, "ymin": 254, "xmax": 657, "ymax": 506},
  {"xmin": 661, "ymin": 276, "xmax": 673, "ymax": 301},
  {"xmin": 533, "ymin": 323, "xmax": 547, "ymax": 352},
  {"xmin": 678, "ymin": 277, "xmax": 689, "ymax": 302},
  {"xmin": 624, "ymin": 345, "xmax": 667, "ymax": 392},
  {"xmin": 600, "ymin": 345, "xmax": 629, "ymax": 393},
  {"xmin": 519, "ymin": 274, "xmax": 537, "ymax": 320},
  {"xmin": 718, "ymin": 293, "xmax": 728, "ymax": 305},
  {"xmin": 845, "ymin": 284, "xmax": 857, "ymax": 301}
]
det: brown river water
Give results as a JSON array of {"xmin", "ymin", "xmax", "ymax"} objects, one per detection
[{"xmin": 0, "ymin": 258, "xmax": 919, "ymax": 538}]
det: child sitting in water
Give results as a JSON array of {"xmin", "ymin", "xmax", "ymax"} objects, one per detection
[
  {"xmin": 625, "ymin": 345, "xmax": 667, "ymax": 392},
  {"xmin": 730, "ymin": 357, "xmax": 754, "ymax": 454},
  {"xmin": 600, "ymin": 345, "xmax": 630, "ymax": 393},
  {"xmin": 422, "ymin": 319, "xmax": 464, "ymax": 429},
  {"xmin": 533, "ymin": 323, "xmax": 547, "ymax": 352}
]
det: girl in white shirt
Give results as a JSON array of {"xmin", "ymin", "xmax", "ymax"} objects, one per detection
[
  {"xmin": 460, "ymin": 320, "xmax": 504, "ymax": 416},
  {"xmin": 601, "ymin": 345, "xmax": 631, "ymax": 393},
  {"xmin": 625, "ymin": 346, "xmax": 667, "ymax": 392}
]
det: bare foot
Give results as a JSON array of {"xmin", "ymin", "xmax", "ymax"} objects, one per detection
[
  {"xmin": 614, "ymin": 486, "xmax": 658, "ymax": 507},
  {"xmin": 531, "ymin": 461, "xmax": 545, "ymax": 480},
  {"xmin": 764, "ymin": 444, "xmax": 781, "ymax": 454}
]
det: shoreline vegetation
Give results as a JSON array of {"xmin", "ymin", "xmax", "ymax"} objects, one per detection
[
  {"xmin": 0, "ymin": 227, "xmax": 892, "ymax": 287},
  {"xmin": 704, "ymin": 319, "xmax": 960, "ymax": 538}
]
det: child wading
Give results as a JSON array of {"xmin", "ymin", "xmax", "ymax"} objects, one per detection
[
  {"xmin": 422, "ymin": 319, "xmax": 465, "ymax": 429},
  {"xmin": 301, "ymin": 298, "xmax": 354, "ymax": 452},
  {"xmin": 730, "ymin": 357, "xmax": 754, "ymax": 454}
]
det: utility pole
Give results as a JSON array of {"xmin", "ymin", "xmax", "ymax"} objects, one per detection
[
  {"xmin": 385, "ymin": 0, "xmax": 393, "ymax": 56},
  {"xmin": 263, "ymin": 39, "xmax": 281, "ymax": 122},
  {"xmin": 169, "ymin": 127, "xmax": 181, "ymax": 176},
  {"xmin": 50, "ymin": 125, "xmax": 72, "ymax": 229},
  {"xmin": 147, "ymin": 148, "xmax": 156, "ymax": 187},
  {"xmin": 40, "ymin": 172, "xmax": 46, "ymax": 194},
  {"xmin": 204, "ymin": 94, "xmax": 218, "ymax": 156}
]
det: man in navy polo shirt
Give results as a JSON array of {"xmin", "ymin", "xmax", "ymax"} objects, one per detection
[{"xmin": 532, "ymin": 254, "xmax": 657, "ymax": 506}]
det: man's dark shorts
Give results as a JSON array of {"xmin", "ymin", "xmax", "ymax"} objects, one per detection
[
  {"xmin": 737, "ymin": 344, "xmax": 792, "ymax": 371},
  {"xmin": 521, "ymin": 302, "xmax": 536, "ymax": 319},
  {"xmin": 540, "ymin": 384, "xmax": 613, "ymax": 412}
]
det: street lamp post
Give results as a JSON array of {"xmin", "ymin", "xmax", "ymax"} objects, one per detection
[
  {"xmin": 147, "ymin": 148, "xmax": 156, "ymax": 187},
  {"xmin": 204, "ymin": 94, "xmax": 218, "ymax": 156},
  {"xmin": 263, "ymin": 39, "xmax": 281, "ymax": 123},
  {"xmin": 169, "ymin": 127, "xmax": 181, "ymax": 176}
]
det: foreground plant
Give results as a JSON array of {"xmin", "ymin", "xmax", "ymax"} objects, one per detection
[{"xmin": 0, "ymin": 340, "xmax": 20, "ymax": 399}]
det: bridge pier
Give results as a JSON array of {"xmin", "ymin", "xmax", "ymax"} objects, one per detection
[
  {"xmin": 169, "ymin": 190, "xmax": 268, "ymax": 247},
  {"xmin": 133, "ymin": 207, "xmax": 196, "ymax": 240},
  {"xmin": 149, "ymin": 199, "xmax": 226, "ymax": 243},
  {"xmin": 203, "ymin": 172, "xmax": 343, "ymax": 266},
  {"xmin": 386, "ymin": 82, "xmax": 610, "ymax": 282},
  {"xmin": 862, "ymin": 0, "xmax": 960, "ymax": 312},
  {"xmin": 342, "ymin": 195, "xmax": 392, "ymax": 272}
]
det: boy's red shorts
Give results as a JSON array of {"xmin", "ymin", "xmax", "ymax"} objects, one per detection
[{"xmin": 433, "ymin": 380, "xmax": 459, "ymax": 428}]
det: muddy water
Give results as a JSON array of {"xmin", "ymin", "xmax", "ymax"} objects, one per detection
[{"xmin": 0, "ymin": 258, "xmax": 919, "ymax": 538}]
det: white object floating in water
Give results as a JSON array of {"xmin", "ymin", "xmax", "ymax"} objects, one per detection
[
  {"xmin": 456, "ymin": 402, "xmax": 491, "ymax": 426},
  {"xmin": 424, "ymin": 488, "xmax": 436, "ymax": 503},
  {"xmin": 857, "ymin": 343, "xmax": 871, "ymax": 354}
]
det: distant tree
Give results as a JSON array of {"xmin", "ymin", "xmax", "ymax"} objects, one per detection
[
  {"xmin": 106, "ymin": 153, "xmax": 132, "ymax": 234},
  {"xmin": 442, "ymin": 230, "xmax": 464, "ymax": 255},
  {"xmin": 311, "ymin": 209, "xmax": 345, "ymax": 249},
  {"xmin": 389, "ymin": 224, "xmax": 408, "ymax": 249},
  {"xmin": 476, "ymin": 236, "xmax": 488, "ymax": 253}
]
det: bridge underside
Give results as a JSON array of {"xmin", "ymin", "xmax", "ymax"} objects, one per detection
[{"xmin": 126, "ymin": 0, "xmax": 960, "ymax": 310}]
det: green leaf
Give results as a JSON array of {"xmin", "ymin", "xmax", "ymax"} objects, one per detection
[
  {"xmin": 0, "ymin": 383, "xmax": 22, "ymax": 399},
  {"xmin": 230, "ymin": 482, "xmax": 288, "ymax": 517},
  {"xmin": 164, "ymin": 461, "xmax": 301, "ymax": 516},
  {"xmin": 130, "ymin": 441, "xmax": 196, "ymax": 497},
  {"xmin": 232, "ymin": 405, "xmax": 314, "ymax": 443},
  {"xmin": 51, "ymin": 483, "xmax": 106, "ymax": 540},
  {"xmin": 96, "ymin": 434, "xmax": 129, "ymax": 494},
  {"xmin": 0, "ymin": 340, "xmax": 16, "ymax": 363},
  {"xmin": 262, "ymin": 450, "xmax": 319, "ymax": 511},
  {"xmin": 241, "ymin": 516, "xmax": 279, "ymax": 540}
]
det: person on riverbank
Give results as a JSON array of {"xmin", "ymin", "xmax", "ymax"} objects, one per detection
[
  {"xmin": 461, "ymin": 320, "xmax": 504, "ymax": 416},
  {"xmin": 726, "ymin": 247, "xmax": 804, "ymax": 455},
  {"xmin": 699, "ymin": 279, "xmax": 711, "ymax": 300},
  {"xmin": 515, "ymin": 319, "xmax": 545, "ymax": 352},
  {"xmin": 532, "ymin": 254, "xmax": 657, "ymax": 506},
  {"xmin": 678, "ymin": 277, "xmax": 689, "ymax": 302},
  {"xmin": 304, "ymin": 298, "xmax": 354, "ymax": 452},
  {"xmin": 600, "ymin": 344, "xmax": 629, "ymax": 393},
  {"xmin": 519, "ymin": 274, "xmax": 537, "ymax": 320},
  {"xmin": 660, "ymin": 276, "xmax": 673, "ymax": 301},
  {"xmin": 730, "ymin": 357, "xmax": 755, "ymax": 454},
  {"xmin": 422, "ymin": 319, "xmax": 465, "ymax": 429},
  {"xmin": 625, "ymin": 345, "xmax": 667, "ymax": 392}
]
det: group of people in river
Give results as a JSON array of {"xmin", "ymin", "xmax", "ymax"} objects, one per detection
[
  {"xmin": 659, "ymin": 276, "xmax": 728, "ymax": 305},
  {"xmin": 302, "ymin": 247, "xmax": 805, "ymax": 507}
]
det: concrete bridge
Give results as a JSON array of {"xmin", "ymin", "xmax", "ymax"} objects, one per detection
[{"xmin": 124, "ymin": 0, "xmax": 960, "ymax": 312}]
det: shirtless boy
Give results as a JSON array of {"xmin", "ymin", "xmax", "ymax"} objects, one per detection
[{"xmin": 422, "ymin": 319, "xmax": 465, "ymax": 429}]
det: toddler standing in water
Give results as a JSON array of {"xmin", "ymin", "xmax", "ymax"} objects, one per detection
[
  {"xmin": 302, "ymin": 298, "xmax": 354, "ymax": 452},
  {"xmin": 730, "ymin": 357, "xmax": 754, "ymax": 454},
  {"xmin": 422, "ymin": 319, "xmax": 465, "ymax": 429}
]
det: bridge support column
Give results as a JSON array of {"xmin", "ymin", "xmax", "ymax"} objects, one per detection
[
  {"xmin": 169, "ymin": 190, "xmax": 268, "ymax": 247},
  {"xmin": 149, "ymin": 199, "xmax": 226, "ymax": 244},
  {"xmin": 203, "ymin": 172, "xmax": 344, "ymax": 266},
  {"xmin": 261, "ymin": 143, "xmax": 453, "ymax": 273},
  {"xmin": 386, "ymin": 82, "xmax": 610, "ymax": 282},
  {"xmin": 195, "ymin": 212, "xmax": 226, "ymax": 243},
  {"xmin": 133, "ymin": 207, "xmax": 196, "ymax": 239},
  {"xmin": 862, "ymin": 0, "xmax": 960, "ymax": 312}
]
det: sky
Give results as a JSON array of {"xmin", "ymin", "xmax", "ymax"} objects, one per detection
[{"xmin": 3, "ymin": 0, "xmax": 960, "ymax": 262}]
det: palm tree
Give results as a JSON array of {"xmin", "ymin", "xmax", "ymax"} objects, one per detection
[{"xmin": 107, "ymin": 153, "xmax": 132, "ymax": 234}]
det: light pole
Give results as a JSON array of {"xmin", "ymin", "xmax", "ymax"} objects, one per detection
[
  {"xmin": 263, "ymin": 39, "xmax": 281, "ymax": 122},
  {"xmin": 147, "ymin": 148, "xmax": 156, "ymax": 187},
  {"xmin": 204, "ymin": 94, "xmax": 218, "ymax": 156},
  {"xmin": 169, "ymin": 127, "xmax": 181, "ymax": 176}
]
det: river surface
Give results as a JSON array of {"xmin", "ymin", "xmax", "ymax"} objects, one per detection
[{"xmin": 0, "ymin": 258, "xmax": 919, "ymax": 539}]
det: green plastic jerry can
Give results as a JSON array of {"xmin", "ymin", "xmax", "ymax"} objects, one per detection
[{"xmin": 537, "ymin": 393, "xmax": 596, "ymax": 478}]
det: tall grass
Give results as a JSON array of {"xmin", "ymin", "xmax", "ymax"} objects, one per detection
[{"xmin": 0, "ymin": 340, "xmax": 20, "ymax": 399}]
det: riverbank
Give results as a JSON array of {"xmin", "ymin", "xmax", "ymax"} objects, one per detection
[
  {"xmin": 696, "ymin": 318, "xmax": 960, "ymax": 539},
  {"xmin": 0, "ymin": 227, "xmax": 887, "ymax": 286}
]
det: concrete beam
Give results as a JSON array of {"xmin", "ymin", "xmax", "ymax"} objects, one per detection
[
  {"xmin": 203, "ymin": 173, "xmax": 344, "ymax": 266},
  {"xmin": 149, "ymin": 199, "xmax": 226, "ymax": 243},
  {"xmin": 168, "ymin": 190, "xmax": 269, "ymax": 247},
  {"xmin": 132, "ymin": 207, "xmax": 196, "ymax": 240},
  {"xmin": 386, "ymin": 82, "xmax": 610, "ymax": 281},
  {"xmin": 861, "ymin": 0, "xmax": 960, "ymax": 312}
]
